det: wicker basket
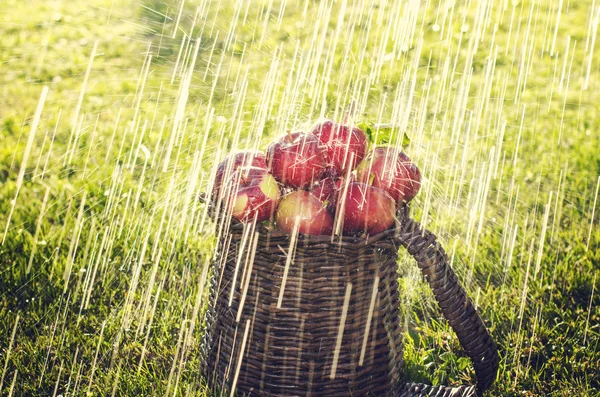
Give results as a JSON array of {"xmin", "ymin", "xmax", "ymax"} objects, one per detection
[{"xmin": 200, "ymin": 206, "xmax": 499, "ymax": 396}]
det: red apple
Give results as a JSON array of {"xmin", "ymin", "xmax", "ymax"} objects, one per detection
[
  {"xmin": 230, "ymin": 172, "xmax": 280, "ymax": 222},
  {"xmin": 213, "ymin": 151, "xmax": 281, "ymax": 223},
  {"xmin": 310, "ymin": 177, "xmax": 337, "ymax": 209},
  {"xmin": 214, "ymin": 151, "xmax": 268, "ymax": 195},
  {"xmin": 341, "ymin": 182, "xmax": 396, "ymax": 236},
  {"xmin": 276, "ymin": 191, "xmax": 333, "ymax": 235},
  {"xmin": 310, "ymin": 175, "xmax": 354, "ymax": 213},
  {"xmin": 356, "ymin": 146, "xmax": 421, "ymax": 205},
  {"xmin": 267, "ymin": 132, "xmax": 327, "ymax": 189},
  {"xmin": 323, "ymin": 166, "xmax": 340, "ymax": 179},
  {"xmin": 311, "ymin": 119, "xmax": 367, "ymax": 175}
]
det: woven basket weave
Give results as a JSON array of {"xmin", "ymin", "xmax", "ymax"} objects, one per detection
[{"xmin": 200, "ymin": 206, "xmax": 499, "ymax": 396}]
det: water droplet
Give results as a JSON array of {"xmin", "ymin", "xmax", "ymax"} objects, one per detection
[
  {"xmin": 432, "ymin": 24, "xmax": 440, "ymax": 32},
  {"xmin": 139, "ymin": 144, "xmax": 151, "ymax": 160}
]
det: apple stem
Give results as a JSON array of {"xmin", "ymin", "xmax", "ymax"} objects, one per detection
[
  {"xmin": 286, "ymin": 129, "xmax": 293, "ymax": 141},
  {"xmin": 368, "ymin": 173, "xmax": 375, "ymax": 186}
]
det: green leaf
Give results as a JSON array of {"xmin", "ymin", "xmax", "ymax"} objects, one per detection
[
  {"xmin": 401, "ymin": 132, "xmax": 411, "ymax": 147},
  {"xmin": 357, "ymin": 122, "xmax": 373, "ymax": 142},
  {"xmin": 374, "ymin": 124, "xmax": 393, "ymax": 144},
  {"xmin": 356, "ymin": 121, "xmax": 410, "ymax": 147}
]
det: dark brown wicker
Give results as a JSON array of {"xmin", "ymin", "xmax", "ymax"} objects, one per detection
[{"xmin": 200, "ymin": 207, "xmax": 499, "ymax": 396}]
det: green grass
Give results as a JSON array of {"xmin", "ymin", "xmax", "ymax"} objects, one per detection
[{"xmin": 1, "ymin": 0, "xmax": 599, "ymax": 395}]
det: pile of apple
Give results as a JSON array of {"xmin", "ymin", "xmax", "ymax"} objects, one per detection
[{"xmin": 212, "ymin": 119, "xmax": 421, "ymax": 237}]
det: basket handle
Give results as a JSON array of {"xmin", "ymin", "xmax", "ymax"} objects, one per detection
[{"xmin": 395, "ymin": 216, "xmax": 499, "ymax": 397}]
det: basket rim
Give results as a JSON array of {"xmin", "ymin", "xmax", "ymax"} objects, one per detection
[{"xmin": 225, "ymin": 204, "xmax": 411, "ymax": 247}]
